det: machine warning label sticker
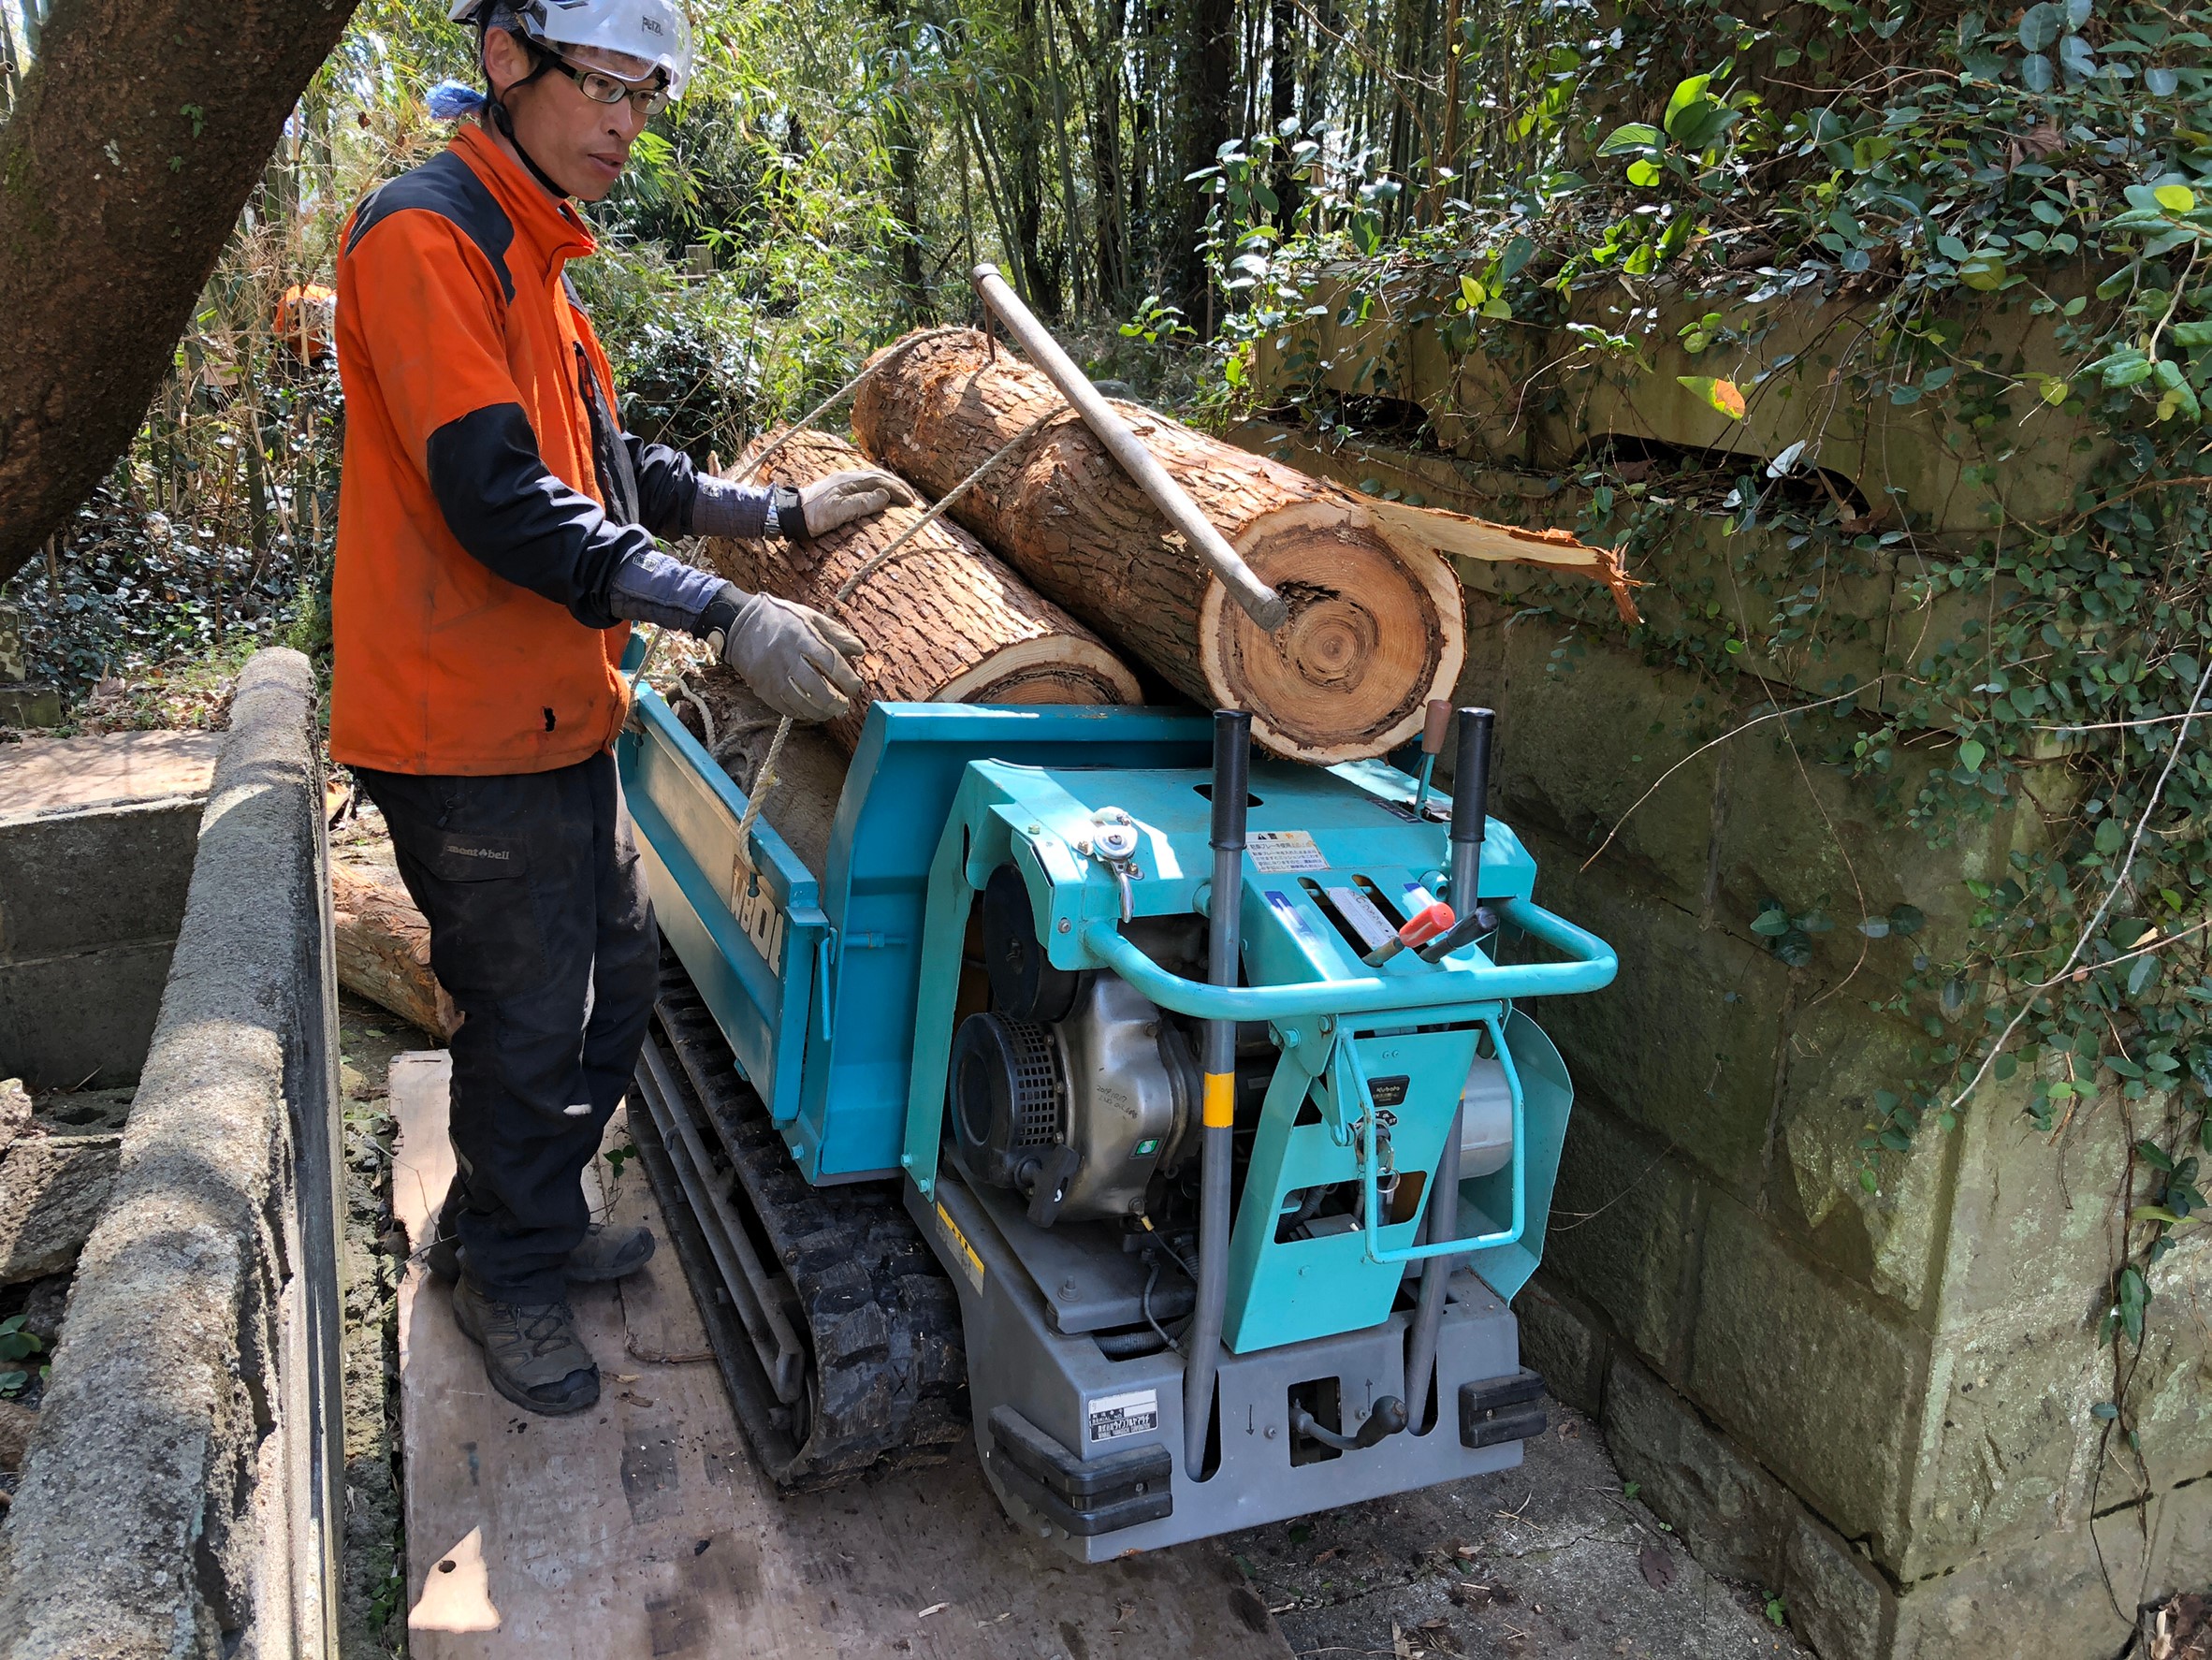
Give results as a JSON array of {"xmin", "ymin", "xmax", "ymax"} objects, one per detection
[
  {"xmin": 935, "ymin": 1201, "xmax": 985, "ymax": 1293},
  {"xmin": 1087, "ymin": 1389, "xmax": 1159, "ymax": 1443},
  {"xmin": 1247, "ymin": 830, "xmax": 1328, "ymax": 872},
  {"xmin": 1265, "ymin": 889, "xmax": 1337, "ymax": 969},
  {"xmin": 1323, "ymin": 884, "xmax": 1396, "ymax": 952}
]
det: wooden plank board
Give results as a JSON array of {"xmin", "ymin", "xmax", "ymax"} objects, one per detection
[{"xmin": 391, "ymin": 1051, "xmax": 1289, "ymax": 1660}]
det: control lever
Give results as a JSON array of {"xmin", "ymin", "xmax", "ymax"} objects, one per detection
[
  {"xmin": 1416, "ymin": 902, "xmax": 1498, "ymax": 965},
  {"xmin": 1290, "ymin": 1394, "xmax": 1409, "ymax": 1452},
  {"xmin": 1024, "ymin": 1144, "xmax": 1084, "ymax": 1228},
  {"xmin": 1419, "ymin": 708, "xmax": 1496, "ymax": 964},
  {"xmin": 1409, "ymin": 698, "xmax": 1451, "ymax": 821},
  {"xmin": 1363, "ymin": 899, "xmax": 1455, "ymax": 967}
]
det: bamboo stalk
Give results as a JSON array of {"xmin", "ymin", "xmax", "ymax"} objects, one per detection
[{"xmin": 1041, "ymin": 0, "xmax": 1087, "ymax": 313}]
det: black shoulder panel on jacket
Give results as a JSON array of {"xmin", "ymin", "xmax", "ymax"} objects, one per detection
[{"xmin": 344, "ymin": 150, "xmax": 517, "ymax": 304}]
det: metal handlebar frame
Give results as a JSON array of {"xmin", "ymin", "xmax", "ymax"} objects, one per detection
[
  {"xmin": 1078, "ymin": 896, "xmax": 1615, "ymax": 1022},
  {"xmin": 1346, "ymin": 1019, "xmax": 1529, "ymax": 1267}
]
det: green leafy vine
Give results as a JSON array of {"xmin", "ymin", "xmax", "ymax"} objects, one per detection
[{"xmin": 1186, "ymin": 0, "xmax": 2212, "ymax": 1481}]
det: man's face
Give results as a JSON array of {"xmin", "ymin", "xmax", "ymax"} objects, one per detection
[{"xmin": 484, "ymin": 27, "xmax": 658, "ymax": 201}]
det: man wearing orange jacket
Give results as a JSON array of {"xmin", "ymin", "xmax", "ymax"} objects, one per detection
[{"xmin": 330, "ymin": 0, "xmax": 910, "ymax": 1415}]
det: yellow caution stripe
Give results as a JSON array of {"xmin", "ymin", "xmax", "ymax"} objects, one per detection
[{"xmin": 1203, "ymin": 1071, "xmax": 1236, "ymax": 1129}]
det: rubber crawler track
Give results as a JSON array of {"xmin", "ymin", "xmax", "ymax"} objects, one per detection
[{"xmin": 635, "ymin": 954, "xmax": 969, "ymax": 1490}]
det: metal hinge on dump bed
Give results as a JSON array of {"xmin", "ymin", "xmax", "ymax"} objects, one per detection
[{"xmin": 627, "ymin": 953, "xmax": 968, "ymax": 1489}]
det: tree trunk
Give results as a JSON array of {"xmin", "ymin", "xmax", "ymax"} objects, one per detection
[
  {"xmin": 875, "ymin": 0, "xmax": 929, "ymax": 314},
  {"xmin": 0, "ymin": 0, "xmax": 363, "ymax": 586},
  {"xmin": 1061, "ymin": 0, "xmax": 1128, "ymax": 307},
  {"xmin": 1042, "ymin": 0, "xmax": 1087, "ymax": 314},
  {"xmin": 1011, "ymin": 0, "xmax": 1064, "ymax": 317},
  {"xmin": 330, "ymin": 861, "xmax": 459, "ymax": 1043},
  {"xmin": 1171, "ymin": 0, "xmax": 1239, "ymax": 323},
  {"xmin": 698, "ymin": 428, "xmax": 1142, "ymax": 752},
  {"xmin": 1268, "ymin": 0, "xmax": 1303, "ymax": 222},
  {"xmin": 852, "ymin": 329, "xmax": 1471, "ymax": 763}
]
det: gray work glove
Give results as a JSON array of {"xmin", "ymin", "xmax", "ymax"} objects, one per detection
[
  {"xmin": 699, "ymin": 583, "xmax": 867, "ymax": 722},
  {"xmin": 793, "ymin": 467, "xmax": 916, "ymax": 538}
]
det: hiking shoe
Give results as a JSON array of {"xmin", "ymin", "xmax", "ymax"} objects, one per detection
[
  {"xmin": 449, "ymin": 1279, "xmax": 600, "ymax": 1416},
  {"xmin": 565, "ymin": 1223, "xmax": 656, "ymax": 1284},
  {"xmin": 424, "ymin": 1219, "xmax": 657, "ymax": 1286}
]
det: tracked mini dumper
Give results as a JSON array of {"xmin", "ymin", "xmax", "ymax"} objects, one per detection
[{"xmin": 618, "ymin": 669, "xmax": 1616, "ymax": 1559}]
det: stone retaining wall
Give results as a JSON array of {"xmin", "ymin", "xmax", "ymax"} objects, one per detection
[
  {"xmin": 1231, "ymin": 423, "xmax": 2210, "ymax": 1660},
  {"xmin": 0, "ymin": 649, "xmax": 344, "ymax": 1660}
]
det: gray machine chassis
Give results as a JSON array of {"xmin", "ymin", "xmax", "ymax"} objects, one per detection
[{"xmin": 910, "ymin": 1172, "xmax": 1542, "ymax": 1563}]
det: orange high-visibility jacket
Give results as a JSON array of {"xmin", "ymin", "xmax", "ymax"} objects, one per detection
[{"xmin": 330, "ymin": 123, "xmax": 714, "ymax": 774}]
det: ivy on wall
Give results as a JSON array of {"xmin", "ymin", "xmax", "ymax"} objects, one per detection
[{"xmin": 1194, "ymin": 0, "xmax": 2212, "ymax": 1481}]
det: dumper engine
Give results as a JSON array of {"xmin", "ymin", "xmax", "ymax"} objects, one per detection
[
  {"xmin": 952, "ymin": 857, "xmax": 1524, "ymax": 1242},
  {"xmin": 949, "ymin": 865, "xmax": 1204, "ymax": 1228}
]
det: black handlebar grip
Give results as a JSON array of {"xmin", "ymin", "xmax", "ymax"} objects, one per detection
[{"xmin": 1450, "ymin": 707, "xmax": 1495, "ymax": 852}]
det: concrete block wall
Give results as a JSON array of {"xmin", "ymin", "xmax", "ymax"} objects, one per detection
[
  {"xmin": 1231, "ymin": 428, "xmax": 2209, "ymax": 1658},
  {"xmin": 0, "ymin": 730, "xmax": 225, "ymax": 1086},
  {"xmin": 0, "ymin": 651, "xmax": 344, "ymax": 1660},
  {"xmin": 1250, "ymin": 271, "xmax": 2097, "ymax": 537}
]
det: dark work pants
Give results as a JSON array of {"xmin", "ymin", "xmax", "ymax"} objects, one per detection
[{"xmin": 356, "ymin": 751, "xmax": 658, "ymax": 1303}]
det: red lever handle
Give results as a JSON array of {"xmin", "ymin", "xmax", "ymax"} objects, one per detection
[
  {"xmin": 1363, "ymin": 900, "xmax": 1456, "ymax": 966},
  {"xmin": 1399, "ymin": 900, "xmax": 1455, "ymax": 946}
]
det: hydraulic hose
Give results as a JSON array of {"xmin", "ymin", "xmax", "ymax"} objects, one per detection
[{"xmin": 1184, "ymin": 708, "xmax": 1249, "ymax": 1476}]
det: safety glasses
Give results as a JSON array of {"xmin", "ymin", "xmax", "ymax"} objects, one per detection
[{"xmin": 545, "ymin": 53, "xmax": 670, "ymax": 116}]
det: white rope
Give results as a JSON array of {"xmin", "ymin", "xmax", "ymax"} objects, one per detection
[
  {"xmin": 733, "ymin": 715, "xmax": 792, "ymax": 887},
  {"xmin": 829, "ymin": 409, "xmax": 1061, "ymax": 610},
  {"xmin": 708, "ymin": 714, "xmax": 780, "ymax": 764},
  {"xmin": 673, "ymin": 675, "xmax": 717, "ymax": 754}
]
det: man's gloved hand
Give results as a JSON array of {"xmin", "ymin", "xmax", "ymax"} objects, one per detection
[
  {"xmin": 794, "ymin": 468, "xmax": 916, "ymax": 538},
  {"xmin": 699, "ymin": 584, "xmax": 867, "ymax": 721}
]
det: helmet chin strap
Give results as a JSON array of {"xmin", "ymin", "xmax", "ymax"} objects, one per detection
[{"xmin": 484, "ymin": 40, "xmax": 572, "ymax": 198}]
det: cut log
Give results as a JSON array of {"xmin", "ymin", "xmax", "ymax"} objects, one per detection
[
  {"xmin": 851, "ymin": 329, "xmax": 1473, "ymax": 764},
  {"xmin": 697, "ymin": 429, "xmax": 1142, "ymax": 752},
  {"xmin": 331, "ymin": 860, "xmax": 459, "ymax": 1043}
]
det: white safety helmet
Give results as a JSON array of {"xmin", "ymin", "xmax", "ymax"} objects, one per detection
[{"xmin": 449, "ymin": 0, "xmax": 694, "ymax": 99}]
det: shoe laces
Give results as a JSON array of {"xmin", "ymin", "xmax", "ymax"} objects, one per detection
[{"xmin": 504, "ymin": 1301, "xmax": 579, "ymax": 1358}]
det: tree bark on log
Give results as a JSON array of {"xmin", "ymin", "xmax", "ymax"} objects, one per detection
[
  {"xmin": 696, "ymin": 428, "xmax": 1142, "ymax": 751},
  {"xmin": 330, "ymin": 861, "xmax": 458, "ymax": 1043},
  {"xmin": 667, "ymin": 670, "xmax": 851, "ymax": 878},
  {"xmin": 851, "ymin": 328, "xmax": 1469, "ymax": 764},
  {"xmin": 0, "ymin": 0, "xmax": 363, "ymax": 582}
]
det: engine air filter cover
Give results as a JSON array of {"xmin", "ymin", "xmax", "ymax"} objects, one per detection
[
  {"xmin": 950, "ymin": 1010, "xmax": 1068, "ymax": 1193},
  {"xmin": 982, "ymin": 864, "xmax": 1084, "ymax": 1022}
]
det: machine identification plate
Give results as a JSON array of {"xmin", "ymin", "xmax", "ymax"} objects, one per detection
[
  {"xmin": 1086, "ymin": 1388, "xmax": 1159, "ymax": 1444},
  {"xmin": 729, "ymin": 853, "xmax": 788, "ymax": 971},
  {"xmin": 1247, "ymin": 830, "xmax": 1329, "ymax": 872},
  {"xmin": 935, "ymin": 1201, "xmax": 985, "ymax": 1292}
]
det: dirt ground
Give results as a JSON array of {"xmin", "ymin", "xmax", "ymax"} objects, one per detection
[
  {"xmin": 1223, "ymin": 1400, "xmax": 1812, "ymax": 1660},
  {"xmin": 327, "ymin": 893, "xmax": 1804, "ymax": 1660}
]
